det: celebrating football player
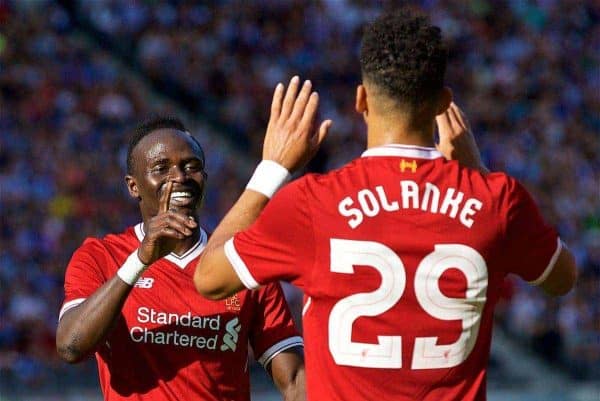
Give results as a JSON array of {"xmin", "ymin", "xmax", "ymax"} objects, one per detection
[
  {"xmin": 56, "ymin": 117, "xmax": 305, "ymax": 401},
  {"xmin": 194, "ymin": 9, "xmax": 577, "ymax": 401}
]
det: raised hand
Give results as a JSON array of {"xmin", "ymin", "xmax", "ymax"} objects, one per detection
[
  {"xmin": 263, "ymin": 76, "xmax": 332, "ymax": 173},
  {"xmin": 137, "ymin": 180, "xmax": 198, "ymax": 265},
  {"xmin": 436, "ymin": 102, "xmax": 488, "ymax": 173}
]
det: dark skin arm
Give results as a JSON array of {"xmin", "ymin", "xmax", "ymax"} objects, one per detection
[
  {"xmin": 56, "ymin": 181, "xmax": 197, "ymax": 363},
  {"xmin": 267, "ymin": 347, "xmax": 306, "ymax": 401}
]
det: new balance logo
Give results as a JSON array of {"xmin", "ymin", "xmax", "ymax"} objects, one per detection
[
  {"xmin": 220, "ymin": 318, "xmax": 242, "ymax": 352},
  {"xmin": 134, "ymin": 277, "xmax": 154, "ymax": 289}
]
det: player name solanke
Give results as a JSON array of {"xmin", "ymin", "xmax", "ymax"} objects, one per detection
[
  {"xmin": 129, "ymin": 307, "xmax": 223, "ymax": 349},
  {"xmin": 338, "ymin": 180, "xmax": 483, "ymax": 229}
]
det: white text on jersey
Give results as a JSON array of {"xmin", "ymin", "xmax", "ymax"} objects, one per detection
[{"xmin": 338, "ymin": 180, "xmax": 483, "ymax": 229}]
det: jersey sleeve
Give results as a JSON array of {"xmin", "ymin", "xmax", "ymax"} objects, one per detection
[
  {"xmin": 225, "ymin": 178, "xmax": 315, "ymax": 290},
  {"xmin": 249, "ymin": 282, "xmax": 303, "ymax": 367},
  {"xmin": 502, "ymin": 179, "xmax": 561, "ymax": 284},
  {"xmin": 59, "ymin": 238, "xmax": 109, "ymax": 320}
]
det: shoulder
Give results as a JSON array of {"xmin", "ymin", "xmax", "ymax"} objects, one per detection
[
  {"xmin": 289, "ymin": 159, "xmax": 362, "ymax": 193},
  {"xmin": 450, "ymin": 161, "xmax": 521, "ymax": 198},
  {"xmin": 74, "ymin": 227, "xmax": 137, "ymax": 258}
]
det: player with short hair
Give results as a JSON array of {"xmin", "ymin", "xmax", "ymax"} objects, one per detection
[
  {"xmin": 193, "ymin": 10, "xmax": 577, "ymax": 401},
  {"xmin": 56, "ymin": 116, "xmax": 305, "ymax": 401}
]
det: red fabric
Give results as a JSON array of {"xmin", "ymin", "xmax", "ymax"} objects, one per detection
[
  {"xmin": 231, "ymin": 146, "xmax": 559, "ymax": 401},
  {"xmin": 62, "ymin": 226, "xmax": 299, "ymax": 401}
]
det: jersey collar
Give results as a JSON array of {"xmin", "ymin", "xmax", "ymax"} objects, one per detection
[
  {"xmin": 134, "ymin": 222, "xmax": 208, "ymax": 269},
  {"xmin": 361, "ymin": 144, "xmax": 442, "ymax": 159}
]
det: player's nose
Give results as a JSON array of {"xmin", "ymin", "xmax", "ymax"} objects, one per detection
[{"xmin": 170, "ymin": 165, "xmax": 186, "ymax": 183}]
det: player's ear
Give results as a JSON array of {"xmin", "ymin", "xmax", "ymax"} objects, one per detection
[
  {"xmin": 125, "ymin": 175, "xmax": 141, "ymax": 200},
  {"xmin": 435, "ymin": 86, "xmax": 453, "ymax": 115},
  {"xmin": 355, "ymin": 84, "xmax": 368, "ymax": 115}
]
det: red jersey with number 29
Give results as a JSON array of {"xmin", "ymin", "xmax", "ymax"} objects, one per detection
[{"xmin": 225, "ymin": 145, "xmax": 561, "ymax": 401}]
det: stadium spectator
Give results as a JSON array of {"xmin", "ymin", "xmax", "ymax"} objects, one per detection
[{"xmin": 194, "ymin": 10, "xmax": 577, "ymax": 401}]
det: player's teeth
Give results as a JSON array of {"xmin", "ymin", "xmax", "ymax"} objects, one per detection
[{"xmin": 171, "ymin": 192, "xmax": 192, "ymax": 198}]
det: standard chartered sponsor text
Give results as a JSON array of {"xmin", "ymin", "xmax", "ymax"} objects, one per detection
[{"xmin": 130, "ymin": 307, "xmax": 232, "ymax": 350}]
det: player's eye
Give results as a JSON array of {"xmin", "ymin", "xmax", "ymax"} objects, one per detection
[
  {"xmin": 184, "ymin": 163, "xmax": 202, "ymax": 173},
  {"xmin": 150, "ymin": 165, "xmax": 168, "ymax": 174}
]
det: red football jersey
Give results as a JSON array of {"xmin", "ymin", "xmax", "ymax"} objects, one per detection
[
  {"xmin": 60, "ymin": 224, "xmax": 302, "ymax": 401},
  {"xmin": 226, "ymin": 145, "xmax": 561, "ymax": 401}
]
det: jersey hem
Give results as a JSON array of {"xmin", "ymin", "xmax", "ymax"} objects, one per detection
[
  {"xmin": 528, "ymin": 237, "xmax": 562, "ymax": 285},
  {"xmin": 58, "ymin": 298, "xmax": 86, "ymax": 321},
  {"xmin": 224, "ymin": 238, "xmax": 260, "ymax": 289},
  {"xmin": 257, "ymin": 336, "xmax": 304, "ymax": 366}
]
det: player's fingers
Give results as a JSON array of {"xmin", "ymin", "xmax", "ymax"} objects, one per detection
[
  {"xmin": 160, "ymin": 227, "xmax": 187, "ymax": 240},
  {"xmin": 451, "ymin": 102, "xmax": 471, "ymax": 131},
  {"xmin": 163, "ymin": 217, "xmax": 194, "ymax": 237},
  {"xmin": 163, "ymin": 211, "xmax": 198, "ymax": 229},
  {"xmin": 158, "ymin": 180, "xmax": 174, "ymax": 214},
  {"xmin": 289, "ymin": 80, "xmax": 312, "ymax": 123},
  {"xmin": 316, "ymin": 119, "xmax": 333, "ymax": 146},
  {"xmin": 279, "ymin": 76, "xmax": 300, "ymax": 120},
  {"xmin": 269, "ymin": 83, "xmax": 284, "ymax": 122},
  {"xmin": 447, "ymin": 106, "xmax": 463, "ymax": 131},
  {"xmin": 298, "ymin": 92, "xmax": 319, "ymax": 136},
  {"xmin": 436, "ymin": 110, "xmax": 452, "ymax": 136}
]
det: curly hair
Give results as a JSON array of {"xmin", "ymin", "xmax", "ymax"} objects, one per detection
[
  {"xmin": 359, "ymin": 9, "xmax": 447, "ymax": 108},
  {"xmin": 126, "ymin": 115, "xmax": 205, "ymax": 174}
]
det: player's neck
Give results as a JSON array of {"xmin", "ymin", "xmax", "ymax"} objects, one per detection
[
  {"xmin": 366, "ymin": 118, "xmax": 435, "ymax": 149},
  {"xmin": 172, "ymin": 231, "xmax": 201, "ymax": 256}
]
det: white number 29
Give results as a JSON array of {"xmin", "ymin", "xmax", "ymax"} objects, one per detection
[{"xmin": 328, "ymin": 239, "xmax": 488, "ymax": 370}]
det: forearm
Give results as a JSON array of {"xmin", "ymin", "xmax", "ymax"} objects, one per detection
[
  {"xmin": 205, "ymin": 190, "xmax": 269, "ymax": 253},
  {"xmin": 194, "ymin": 190, "xmax": 270, "ymax": 298},
  {"xmin": 56, "ymin": 275, "xmax": 132, "ymax": 363},
  {"xmin": 281, "ymin": 367, "xmax": 306, "ymax": 401},
  {"xmin": 268, "ymin": 347, "xmax": 306, "ymax": 401}
]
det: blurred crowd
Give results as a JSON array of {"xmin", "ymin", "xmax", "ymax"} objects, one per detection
[{"xmin": 1, "ymin": 0, "xmax": 598, "ymax": 387}]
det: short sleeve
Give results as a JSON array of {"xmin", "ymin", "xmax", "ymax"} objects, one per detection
[
  {"xmin": 60, "ymin": 239, "xmax": 109, "ymax": 319},
  {"xmin": 502, "ymin": 179, "xmax": 561, "ymax": 284},
  {"xmin": 225, "ymin": 178, "xmax": 315, "ymax": 290},
  {"xmin": 249, "ymin": 282, "xmax": 303, "ymax": 367}
]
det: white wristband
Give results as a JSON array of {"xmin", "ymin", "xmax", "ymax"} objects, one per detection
[
  {"xmin": 246, "ymin": 160, "xmax": 291, "ymax": 198},
  {"xmin": 117, "ymin": 251, "xmax": 149, "ymax": 286}
]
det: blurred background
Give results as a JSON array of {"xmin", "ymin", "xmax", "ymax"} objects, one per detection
[{"xmin": 0, "ymin": 0, "xmax": 598, "ymax": 400}]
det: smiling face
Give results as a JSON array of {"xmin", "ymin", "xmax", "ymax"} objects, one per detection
[{"xmin": 125, "ymin": 128, "xmax": 207, "ymax": 221}]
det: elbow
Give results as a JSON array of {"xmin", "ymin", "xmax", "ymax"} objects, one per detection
[
  {"xmin": 281, "ymin": 366, "xmax": 306, "ymax": 401},
  {"xmin": 194, "ymin": 278, "xmax": 230, "ymax": 300},
  {"xmin": 56, "ymin": 324, "xmax": 89, "ymax": 364},
  {"xmin": 543, "ymin": 265, "xmax": 578, "ymax": 297},
  {"xmin": 194, "ymin": 264, "xmax": 228, "ymax": 300},
  {"xmin": 56, "ymin": 338, "xmax": 86, "ymax": 364},
  {"xmin": 549, "ymin": 267, "xmax": 577, "ymax": 297}
]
